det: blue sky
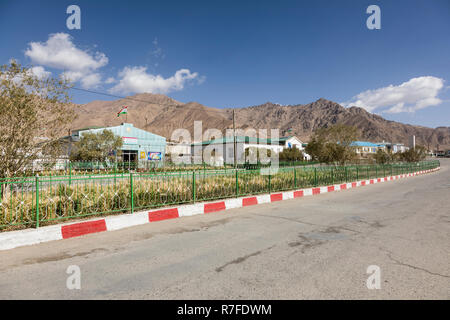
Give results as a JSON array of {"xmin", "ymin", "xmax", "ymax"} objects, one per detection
[{"xmin": 1, "ymin": 0, "xmax": 449, "ymax": 128}]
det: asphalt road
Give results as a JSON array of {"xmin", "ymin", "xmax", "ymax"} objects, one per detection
[{"xmin": 0, "ymin": 160, "xmax": 449, "ymax": 299}]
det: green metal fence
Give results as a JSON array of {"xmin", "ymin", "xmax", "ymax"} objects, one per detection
[
  {"xmin": 23, "ymin": 159, "xmax": 321, "ymax": 177},
  {"xmin": 0, "ymin": 160, "xmax": 440, "ymax": 231}
]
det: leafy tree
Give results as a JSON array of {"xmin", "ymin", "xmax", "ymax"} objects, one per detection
[
  {"xmin": 279, "ymin": 147, "xmax": 304, "ymax": 161},
  {"xmin": 373, "ymin": 149, "xmax": 393, "ymax": 164},
  {"xmin": 70, "ymin": 129, "xmax": 123, "ymax": 162},
  {"xmin": 398, "ymin": 145, "xmax": 427, "ymax": 162},
  {"xmin": 0, "ymin": 61, "xmax": 74, "ymax": 178},
  {"xmin": 305, "ymin": 124, "xmax": 359, "ymax": 165}
]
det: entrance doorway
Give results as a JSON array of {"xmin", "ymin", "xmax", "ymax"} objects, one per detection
[{"xmin": 122, "ymin": 150, "xmax": 138, "ymax": 162}]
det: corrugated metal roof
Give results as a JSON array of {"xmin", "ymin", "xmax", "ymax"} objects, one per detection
[{"xmin": 350, "ymin": 141, "xmax": 382, "ymax": 147}]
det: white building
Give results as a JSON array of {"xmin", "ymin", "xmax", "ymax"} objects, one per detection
[
  {"xmin": 377, "ymin": 141, "xmax": 409, "ymax": 153},
  {"xmin": 191, "ymin": 135, "xmax": 310, "ymax": 165},
  {"xmin": 278, "ymin": 136, "xmax": 311, "ymax": 160}
]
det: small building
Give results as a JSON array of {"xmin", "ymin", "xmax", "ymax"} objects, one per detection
[
  {"xmin": 377, "ymin": 142, "xmax": 409, "ymax": 153},
  {"xmin": 278, "ymin": 136, "xmax": 311, "ymax": 160},
  {"xmin": 69, "ymin": 123, "xmax": 166, "ymax": 163},
  {"xmin": 350, "ymin": 141, "xmax": 385, "ymax": 155}
]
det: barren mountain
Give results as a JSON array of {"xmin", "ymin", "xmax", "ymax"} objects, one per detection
[{"xmin": 71, "ymin": 94, "xmax": 450, "ymax": 149}]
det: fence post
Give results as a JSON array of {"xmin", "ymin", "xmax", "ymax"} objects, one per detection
[
  {"xmin": 345, "ymin": 166, "xmax": 348, "ymax": 182},
  {"xmin": 130, "ymin": 172, "xmax": 134, "ymax": 214},
  {"xmin": 314, "ymin": 167, "xmax": 318, "ymax": 186},
  {"xmin": 268, "ymin": 168, "xmax": 272, "ymax": 193},
  {"xmin": 235, "ymin": 170, "xmax": 239, "ymax": 197},
  {"xmin": 356, "ymin": 167, "xmax": 359, "ymax": 181},
  {"xmin": 331, "ymin": 167, "xmax": 334, "ymax": 185},
  {"xmin": 294, "ymin": 168, "xmax": 297, "ymax": 189},
  {"xmin": 192, "ymin": 170, "xmax": 196, "ymax": 203},
  {"xmin": 35, "ymin": 174, "xmax": 39, "ymax": 228},
  {"xmin": 114, "ymin": 163, "xmax": 117, "ymax": 185},
  {"xmin": 69, "ymin": 162, "xmax": 72, "ymax": 187}
]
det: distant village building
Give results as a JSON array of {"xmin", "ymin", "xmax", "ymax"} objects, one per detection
[
  {"xmin": 377, "ymin": 142, "xmax": 409, "ymax": 153},
  {"xmin": 350, "ymin": 141, "xmax": 385, "ymax": 155},
  {"xmin": 191, "ymin": 135, "xmax": 310, "ymax": 165}
]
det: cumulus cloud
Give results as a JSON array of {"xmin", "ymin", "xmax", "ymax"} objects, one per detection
[
  {"xmin": 25, "ymin": 33, "xmax": 108, "ymax": 71},
  {"xmin": 109, "ymin": 66, "xmax": 201, "ymax": 95},
  {"xmin": 29, "ymin": 66, "xmax": 51, "ymax": 79},
  {"xmin": 24, "ymin": 33, "xmax": 108, "ymax": 88},
  {"xmin": 80, "ymin": 73, "xmax": 102, "ymax": 89},
  {"xmin": 342, "ymin": 76, "xmax": 445, "ymax": 114}
]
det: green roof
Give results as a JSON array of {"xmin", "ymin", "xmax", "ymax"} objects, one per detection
[
  {"xmin": 73, "ymin": 126, "xmax": 102, "ymax": 133},
  {"xmin": 191, "ymin": 136, "xmax": 291, "ymax": 146}
]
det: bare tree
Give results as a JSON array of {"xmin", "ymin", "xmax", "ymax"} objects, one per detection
[{"xmin": 0, "ymin": 61, "xmax": 75, "ymax": 178}]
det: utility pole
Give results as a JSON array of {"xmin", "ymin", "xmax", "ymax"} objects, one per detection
[{"xmin": 233, "ymin": 109, "xmax": 237, "ymax": 168}]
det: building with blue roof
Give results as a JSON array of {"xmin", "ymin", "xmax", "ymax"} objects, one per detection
[{"xmin": 350, "ymin": 141, "xmax": 385, "ymax": 155}]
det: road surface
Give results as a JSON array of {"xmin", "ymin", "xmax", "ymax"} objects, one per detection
[{"xmin": 0, "ymin": 159, "xmax": 449, "ymax": 299}]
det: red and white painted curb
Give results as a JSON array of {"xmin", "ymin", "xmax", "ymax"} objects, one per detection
[{"xmin": 0, "ymin": 167, "xmax": 440, "ymax": 251}]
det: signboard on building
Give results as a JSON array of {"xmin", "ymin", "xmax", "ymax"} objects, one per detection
[
  {"xmin": 148, "ymin": 151, "xmax": 162, "ymax": 160},
  {"xmin": 140, "ymin": 151, "xmax": 146, "ymax": 159},
  {"xmin": 123, "ymin": 137, "xmax": 138, "ymax": 144}
]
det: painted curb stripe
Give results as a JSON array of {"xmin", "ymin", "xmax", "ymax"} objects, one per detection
[
  {"xmin": 149, "ymin": 208, "xmax": 179, "ymax": 222},
  {"xmin": 283, "ymin": 191, "xmax": 294, "ymax": 200},
  {"xmin": 204, "ymin": 201, "xmax": 226, "ymax": 213},
  {"xmin": 243, "ymin": 197, "xmax": 258, "ymax": 206},
  {"xmin": 294, "ymin": 190, "xmax": 304, "ymax": 198},
  {"xmin": 61, "ymin": 220, "xmax": 107, "ymax": 239},
  {"xmin": 224, "ymin": 198, "xmax": 243, "ymax": 210},
  {"xmin": 105, "ymin": 211, "xmax": 149, "ymax": 231},
  {"xmin": 270, "ymin": 193, "xmax": 283, "ymax": 202},
  {"xmin": 257, "ymin": 194, "xmax": 271, "ymax": 204}
]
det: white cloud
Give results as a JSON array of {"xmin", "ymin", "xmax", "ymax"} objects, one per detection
[
  {"xmin": 80, "ymin": 73, "xmax": 101, "ymax": 89},
  {"xmin": 29, "ymin": 66, "xmax": 51, "ymax": 79},
  {"xmin": 24, "ymin": 33, "xmax": 108, "ymax": 88},
  {"xmin": 61, "ymin": 70, "xmax": 83, "ymax": 82},
  {"xmin": 109, "ymin": 66, "xmax": 201, "ymax": 95},
  {"xmin": 342, "ymin": 76, "xmax": 445, "ymax": 114},
  {"xmin": 25, "ymin": 33, "xmax": 108, "ymax": 71}
]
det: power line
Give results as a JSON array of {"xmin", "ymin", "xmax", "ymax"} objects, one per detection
[{"xmin": 70, "ymin": 86, "xmax": 183, "ymax": 107}]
